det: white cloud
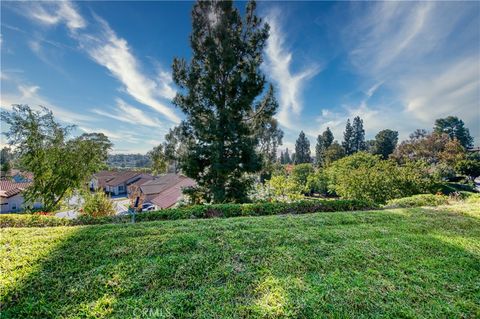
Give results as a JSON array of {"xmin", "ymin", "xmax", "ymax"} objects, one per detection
[
  {"xmin": 339, "ymin": 1, "xmax": 480, "ymax": 144},
  {"xmin": 0, "ymin": 82, "xmax": 95, "ymax": 125},
  {"xmin": 75, "ymin": 17, "xmax": 180, "ymax": 123},
  {"xmin": 18, "ymin": 0, "xmax": 180, "ymax": 124},
  {"xmin": 264, "ymin": 11, "xmax": 321, "ymax": 129},
  {"xmin": 27, "ymin": 1, "xmax": 86, "ymax": 31},
  {"xmin": 92, "ymin": 99, "xmax": 164, "ymax": 128}
]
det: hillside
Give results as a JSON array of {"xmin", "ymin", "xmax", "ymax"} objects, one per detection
[{"xmin": 1, "ymin": 201, "xmax": 479, "ymax": 318}]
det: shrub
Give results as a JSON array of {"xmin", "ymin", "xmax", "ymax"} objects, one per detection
[
  {"xmin": 305, "ymin": 170, "xmax": 329, "ymax": 195},
  {"xmin": 386, "ymin": 194, "xmax": 449, "ymax": 208},
  {"xmin": 290, "ymin": 163, "xmax": 314, "ymax": 187},
  {"xmin": 326, "ymin": 153, "xmax": 436, "ymax": 204},
  {"xmin": 0, "ymin": 199, "xmax": 377, "ymax": 228},
  {"xmin": 268, "ymin": 175, "xmax": 303, "ymax": 201},
  {"xmin": 0, "ymin": 214, "xmax": 71, "ymax": 228},
  {"xmin": 81, "ymin": 190, "xmax": 115, "ymax": 218}
]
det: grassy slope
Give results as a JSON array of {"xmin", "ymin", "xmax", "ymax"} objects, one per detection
[{"xmin": 1, "ymin": 202, "xmax": 479, "ymax": 319}]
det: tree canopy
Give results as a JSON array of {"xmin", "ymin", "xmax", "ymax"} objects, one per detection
[
  {"xmin": 1, "ymin": 105, "xmax": 112, "ymax": 211},
  {"xmin": 434, "ymin": 116, "xmax": 473, "ymax": 149},
  {"xmin": 373, "ymin": 129, "xmax": 399, "ymax": 159}
]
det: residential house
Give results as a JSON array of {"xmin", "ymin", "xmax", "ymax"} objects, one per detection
[
  {"xmin": 91, "ymin": 171, "xmax": 153, "ymax": 196},
  {"xmin": 128, "ymin": 173, "xmax": 196, "ymax": 209},
  {"xmin": 0, "ymin": 181, "xmax": 42, "ymax": 213}
]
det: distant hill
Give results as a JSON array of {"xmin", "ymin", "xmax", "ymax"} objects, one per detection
[{"xmin": 107, "ymin": 153, "xmax": 151, "ymax": 168}]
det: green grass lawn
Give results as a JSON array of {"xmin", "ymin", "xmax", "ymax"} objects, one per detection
[{"xmin": 1, "ymin": 201, "xmax": 479, "ymax": 318}]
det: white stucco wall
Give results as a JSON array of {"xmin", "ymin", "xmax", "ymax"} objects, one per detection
[{"xmin": 0, "ymin": 194, "xmax": 42, "ymax": 213}]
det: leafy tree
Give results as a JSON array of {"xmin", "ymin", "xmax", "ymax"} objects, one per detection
[
  {"xmin": 410, "ymin": 129, "xmax": 428, "ymax": 140},
  {"xmin": 392, "ymin": 131, "xmax": 465, "ymax": 166},
  {"xmin": 290, "ymin": 163, "xmax": 314, "ymax": 192},
  {"xmin": 268, "ymin": 175, "xmax": 303, "ymax": 201},
  {"xmin": 434, "ymin": 116, "xmax": 474, "ymax": 149},
  {"xmin": 306, "ymin": 170, "xmax": 329, "ymax": 196},
  {"xmin": 323, "ymin": 141, "xmax": 345, "ymax": 166},
  {"xmin": 456, "ymin": 159, "xmax": 480, "ymax": 182},
  {"xmin": 163, "ymin": 124, "xmax": 193, "ymax": 173},
  {"xmin": 148, "ymin": 144, "xmax": 168, "ymax": 175},
  {"xmin": 352, "ymin": 116, "xmax": 366, "ymax": 153},
  {"xmin": 172, "ymin": 0, "xmax": 276, "ymax": 203},
  {"xmin": 0, "ymin": 147, "xmax": 13, "ymax": 177},
  {"xmin": 373, "ymin": 129, "xmax": 398, "ymax": 159},
  {"xmin": 342, "ymin": 119, "xmax": 354, "ymax": 155},
  {"xmin": 253, "ymin": 86, "xmax": 284, "ymax": 180},
  {"xmin": 295, "ymin": 131, "xmax": 311, "ymax": 164},
  {"xmin": 1, "ymin": 105, "xmax": 112, "ymax": 211},
  {"xmin": 365, "ymin": 139, "xmax": 376, "ymax": 153}
]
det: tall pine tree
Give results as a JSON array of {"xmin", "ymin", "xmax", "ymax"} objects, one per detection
[
  {"xmin": 284, "ymin": 148, "xmax": 291, "ymax": 164},
  {"xmin": 322, "ymin": 127, "xmax": 334, "ymax": 149},
  {"xmin": 315, "ymin": 135, "xmax": 325, "ymax": 166},
  {"xmin": 316, "ymin": 127, "xmax": 335, "ymax": 166},
  {"xmin": 352, "ymin": 116, "xmax": 366, "ymax": 153},
  {"xmin": 295, "ymin": 131, "xmax": 311, "ymax": 164},
  {"xmin": 172, "ymin": 0, "xmax": 277, "ymax": 203},
  {"xmin": 342, "ymin": 119, "xmax": 354, "ymax": 155}
]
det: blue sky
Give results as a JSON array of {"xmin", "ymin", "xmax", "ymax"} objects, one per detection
[{"xmin": 1, "ymin": 1, "xmax": 479, "ymax": 153}]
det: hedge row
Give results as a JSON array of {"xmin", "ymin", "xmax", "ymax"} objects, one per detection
[
  {"xmin": 0, "ymin": 199, "xmax": 376, "ymax": 228},
  {"xmin": 385, "ymin": 194, "xmax": 450, "ymax": 208}
]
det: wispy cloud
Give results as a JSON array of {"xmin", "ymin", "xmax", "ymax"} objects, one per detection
[
  {"xmin": 0, "ymin": 80, "xmax": 95, "ymax": 125},
  {"xmin": 17, "ymin": 0, "xmax": 181, "ymax": 124},
  {"xmin": 338, "ymin": 1, "xmax": 480, "ymax": 142},
  {"xmin": 75, "ymin": 16, "xmax": 180, "ymax": 123},
  {"xmin": 264, "ymin": 11, "xmax": 321, "ymax": 129},
  {"xmin": 26, "ymin": 1, "xmax": 86, "ymax": 32},
  {"xmin": 92, "ymin": 98, "xmax": 164, "ymax": 128}
]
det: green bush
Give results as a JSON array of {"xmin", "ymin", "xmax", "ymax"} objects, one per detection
[
  {"xmin": 386, "ymin": 194, "xmax": 449, "ymax": 208},
  {"xmin": 0, "ymin": 199, "xmax": 377, "ymax": 228},
  {"xmin": 81, "ymin": 190, "xmax": 115, "ymax": 217},
  {"xmin": 326, "ymin": 152, "xmax": 435, "ymax": 204},
  {"xmin": 290, "ymin": 163, "xmax": 314, "ymax": 187},
  {"xmin": 0, "ymin": 214, "xmax": 71, "ymax": 228},
  {"xmin": 305, "ymin": 170, "xmax": 329, "ymax": 195}
]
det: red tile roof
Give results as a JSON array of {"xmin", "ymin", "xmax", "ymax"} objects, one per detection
[
  {"xmin": 0, "ymin": 181, "xmax": 31, "ymax": 198},
  {"xmin": 105, "ymin": 171, "xmax": 143, "ymax": 186},
  {"xmin": 150, "ymin": 177, "xmax": 196, "ymax": 209}
]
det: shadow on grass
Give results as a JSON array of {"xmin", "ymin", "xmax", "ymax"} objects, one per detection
[{"xmin": 1, "ymin": 207, "xmax": 479, "ymax": 318}]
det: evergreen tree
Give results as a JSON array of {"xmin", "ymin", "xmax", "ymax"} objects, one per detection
[
  {"xmin": 342, "ymin": 119, "xmax": 354, "ymax": 155},
  {"xmin": 322, "ymin": 127, "xmax": 334, "ymax": 149},
  {"xmin": 352, "ymin": 116, "xmax": 366, "ymax": 153},
  {"xmin": 316, "ymin": 127, "xmax": 335, "ymax": 167},
  {"xmin": 434, "ymin": 116, "xmax": 474, "ymax": 149},
  {"xmin": 172, "ymin": 0, "xmax": 275, "ymax": 203},
  {"xmin": 315, "ymin": 135, "xmax": 325, "ymax": 167},
  {"xmin": 284, "ymin": 148, "xmax": 291, "ymax": 164},
  {"xmin": 295, "ymin": 131, "xmax": 311, "ymax": 164},
  {"xmin": 373, "ymin": 129, "xmax": 398, "ymax": 159}
]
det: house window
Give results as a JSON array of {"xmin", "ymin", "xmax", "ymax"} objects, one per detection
[
  {"xmin": 118, "ymin": 185, "xmax": 124, "ymax": 192},
  {"xmin": 11, "ymin": 204, "xmax": 17, "ymax": 211}
]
